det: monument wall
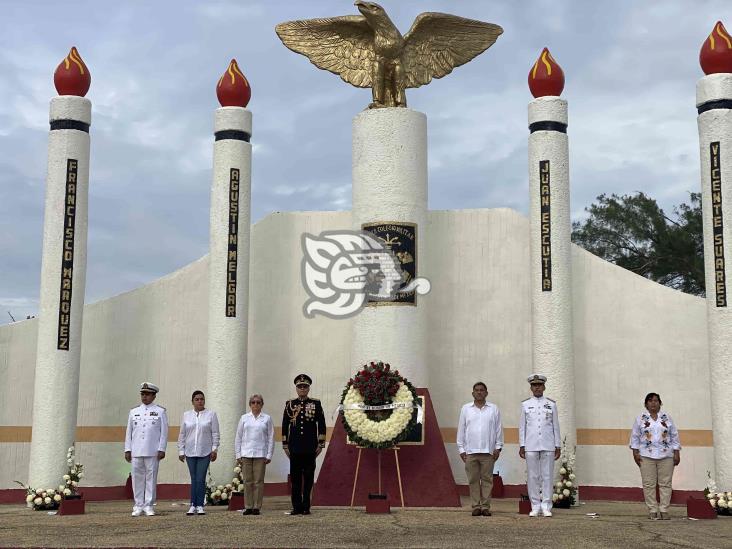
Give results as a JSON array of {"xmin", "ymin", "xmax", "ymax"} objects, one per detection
[{"xmin": 0, "ymin": 208, "xmax": 711, "ymax": 491}]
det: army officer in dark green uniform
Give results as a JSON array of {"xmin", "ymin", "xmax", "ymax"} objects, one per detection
[{"xmin": 282, "ymin": 374, "xmax": 326, "ymax": 515}]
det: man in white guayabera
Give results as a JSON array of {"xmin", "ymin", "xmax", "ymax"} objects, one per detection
[
  {"xmin": 457, "ymin": 382, "xmax": 503, "ymax": 516},
  {"xmin": 124, "ymin": 382, "xmax": 169, "ymax": 517},
  {"xmin": 519, "ymin": 374, "xmax": 561, "ymax": 517}
]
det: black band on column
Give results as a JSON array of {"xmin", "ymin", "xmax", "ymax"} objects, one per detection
[
  {"xmin": 215, "ymin": 130, "xmax": 251, "ymax": 142},
  {"xmin": 697, "ymin": 99, "xmax": 732, "ymax": 115},
  {"xmin": 50, "ymin": 120, "xmax": 90, "ymax": 133},
  {"xmin": 529, "ymin": 121, "xmax": 567, "ymax": 134}
]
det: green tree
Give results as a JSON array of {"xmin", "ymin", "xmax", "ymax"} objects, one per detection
[{"xmin": 571, "ymin": 192, "xmax": 705, "ymax": 296}]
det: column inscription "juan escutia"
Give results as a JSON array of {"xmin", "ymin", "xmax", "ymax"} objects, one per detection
[
  {"xmin": 57, "ymin": 159, "xmax": 78, "ymax": 350},
  {"xmin": 711, "ymin": 141, "xmax": 726, "ymax": 307},
  {"xmin": 539, "ymin": 160, "xmax": 552, "ymax": 292},
  {"xmin": 226, "ymin": 168, "xmax": 240, "ymax": 317}
]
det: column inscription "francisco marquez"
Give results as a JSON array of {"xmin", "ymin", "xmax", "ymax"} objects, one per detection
[{"xmin": 57, "ymin": 159, "xmax": 78, "ymax": 350}]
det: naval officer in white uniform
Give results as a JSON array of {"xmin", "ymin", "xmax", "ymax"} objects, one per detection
[
  {"xmin": 519, "ymin": 374, "xmax": 561, "ymax": 517},
  {"xmin": 124, "ymin": 382, "xmax": 169, "ymax": 516}
]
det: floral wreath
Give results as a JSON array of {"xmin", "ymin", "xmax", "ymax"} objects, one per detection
[{"xmin": 339, "ymin": 361, "xmax": 419, "ymax": 449}]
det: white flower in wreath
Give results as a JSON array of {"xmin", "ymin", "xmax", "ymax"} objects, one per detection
[
  {"xmin": 719, "ymin": 499, "xmax": 728, "ymax": 508},
  {"xmin": 555, "ymin": 481, "xmax": 563, "ymax": 489},
  {"xmin": 559, "ymin": 467, "xmax": 567, "ymax": 475},
  {"xmin": 63, "ymin": 488, "xmax": 71, "ymax": 496},
  {"xmin": 569, "ymin": 473, "xmax": 576, "ymax": 480},
  {"xmin": 342, "ymin": 383, "xmax": 416, "ymax": 446},
  {"xmin": 34, "ymin": 497, "xmax": 42, "ymax": 506},
  {"xmin": 564, "ymin": 481, "xmax": 572, "ymax": 488},
  {"xmin": 710, "ymin": 499, "xmax": 717, "ymax": 508},
  {"xmin": 562, "ymin": 489, "xmax": 570, "ymax": 497},
  {"xmin": 707, "ymin": 492, "xmax": 715, "ymax": 499},
  {"xmin": 63, "ymin": 475, "xmax": 70, "ymax": 481},
  {"xmin": 58, "ymin": 485, "xmax": 65, "ymax": 492},
  {"xmin": 25, "ymin": 495, "xmax": 34, "ymax": 503},
  {"xmin": 552, "ymin": 493, "xmax": 558, "ymax": 502},
  {"xmin": 557, "ymin": 493, "xmax": 564, "ymax": 500},
  {"xmin": 53, "ymin": 494, "xmax": 62, "ymax": 502},
  {"xmin": 78, "ymin": 473, "xmax": 84, "ymax": 479},
  {"xmin": 44, "ymin": 497, "xmax": 51, "ymax": 505},
  {"xmin": 221, "ymin": 492, "xmax": 229, "ymax": 501}
]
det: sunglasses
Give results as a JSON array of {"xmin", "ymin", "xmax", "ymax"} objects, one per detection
[
  {"xmin": 250, "ymin": 400, "xmax": 263, "ymax": 405},
  {"xmin": 296, "ymin": 384, "xmax": 309, "ymax": 389}
]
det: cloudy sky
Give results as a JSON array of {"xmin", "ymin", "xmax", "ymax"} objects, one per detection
[{"xmin": 0, "ymin": 0, "xmax": 729, "ymax": 324}]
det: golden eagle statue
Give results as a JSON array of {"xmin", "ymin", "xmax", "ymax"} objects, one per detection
[{"xmin": 275, "ymin": 1, "xmax": 503, "ymax": 108}]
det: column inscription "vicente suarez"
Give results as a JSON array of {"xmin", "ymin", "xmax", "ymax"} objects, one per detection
[{"xmin": 711, "ymin": 142, "xmax": 726, "ymax": 307}]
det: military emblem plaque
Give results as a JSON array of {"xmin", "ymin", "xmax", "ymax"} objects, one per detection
[{"xmin": 361, "ymin": 221, "xmax": 418, "ymax": 305}]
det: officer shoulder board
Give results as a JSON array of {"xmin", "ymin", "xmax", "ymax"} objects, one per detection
[
  {"xmin": 309, "ymin": 397, "xmax": 320, "ymax": 401},
  {"xmin": 546, "ymin": 398, "xmax": 556, "ymax": 403},
  {"xmin": 521, "ymin": 397, "xmax": 531, "ymax": 402}
]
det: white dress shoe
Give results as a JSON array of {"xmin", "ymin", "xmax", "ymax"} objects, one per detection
[
  {"xmin": 543, "ymin": 509, "xmax": 553, "ymax": 517},
  {"xmin": 144, "ymin": 506, "xmax": 155, "ymax": 516},
  {"xmin": 131, "ymin": 507, "xmax": 143, "ymax": 517},
  {"xmin": 196, "ymin": 506, "xmax": 206, "ymax": 515},
  {"xmin": 528, "ymin": 509, "xmax": 541, "ymax": 517},
  {"xmin": 186, "ymin": 505, "xmax": 196, "ymax": 515}
]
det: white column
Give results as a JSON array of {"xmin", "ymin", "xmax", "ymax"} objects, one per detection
[
  {"xmin": 206, "ymin": 106, "xmax": 252, "ymax": 481},
  {"xmin": 351, "ymin": 108, "xmax": 428, "ymax": 387},
  {"xmin": 29, "ymin": 96, "xmax": 91, "ymax": 488},
  {"xmin": 528, "ymin": 97, "xmax": 576, "ymax": 450},
  {"xmin": 697, "ymin": 73, "xmax": 732, "ymax": 488}
]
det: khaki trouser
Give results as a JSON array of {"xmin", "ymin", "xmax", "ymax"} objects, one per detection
[
  {"xmin": 465, "ymin": 453, "xmax": 495, "ymax": 510},
  {"xmin": 241, "ymin": 457, "xmax": 267, "ymax": 510},
  {"xmin": 639, "ymin": 457, "xmax": 674, "ymax": 513}
]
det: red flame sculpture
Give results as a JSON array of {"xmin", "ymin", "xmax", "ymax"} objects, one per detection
[
  {"xmin": 54, "ymin": 47, "xmax": 91, "ymax": 97},
  {"xmin": 528, "ymin": 47, "xmax": 564, "ymax": 98},
  {"xmin": 700, "ymin": 21, "xmax": 732, "ymax": 75},
  {"xmin": 217, "ymin": 59, "xmax": 251, "ymax": 108}
]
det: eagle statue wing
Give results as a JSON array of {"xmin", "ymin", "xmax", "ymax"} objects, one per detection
[
  {"xmin": 275, "ymin": 16, "xmax": 376, "ymax": 89},
  {"xmin": 402, "ymin": 13, "xmax": 503, "ymax": 89}
]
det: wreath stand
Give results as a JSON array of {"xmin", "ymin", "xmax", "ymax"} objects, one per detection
[{"xmin": 350, "ymin": 446, "xmax": 405, "ymax": 512}]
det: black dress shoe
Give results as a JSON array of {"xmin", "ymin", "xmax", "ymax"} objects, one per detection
[
  {"xmin": 252, "ymin": 509, "xmax": 260, "ymax": 515},
  {"xmin": 242, "ymin": 509, "xmax": 253, "ymax": 515},
  {"xmin": 303, "ymin": 509, "xmax": 311, "ymax": 515},
  {"xmin": 289, "ymin": 509, "xmax": 303, "ymax": 515}
]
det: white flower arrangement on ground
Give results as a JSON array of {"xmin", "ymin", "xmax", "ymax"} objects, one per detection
[
  {"xmin": 703, "ymin": 471, "xmax": 731, "ymax": 515},
  {"xmin": 16, "ymin": 445, "xmax": 84, "ymax": 510},
  {"xmin": 205, "ymin": 464, "xmax": 243, "ymax": 505},
  {"xmin": 552, "ymin": 438, "xmax": 577, "ymax": 508},
  {"xmin": 340, "ymin": 361, "xmax": 419, "ymax": 449}
]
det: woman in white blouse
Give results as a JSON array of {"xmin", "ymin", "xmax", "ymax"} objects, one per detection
[
  {"xmin": 235, "ymin": 393, "xmax": 274, "ymax": 515},
  {"xmin": 629, "ymin": 392, "xmax": 681, "ymax": 520},
  {"xmin": 177, "ymin": 390, "xmax": 220, "ymax": 516}
]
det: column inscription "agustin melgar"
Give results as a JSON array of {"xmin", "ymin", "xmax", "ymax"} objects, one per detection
[
  {"xmin": 226, "ymin": 168, "xmax": 240, "ymax": 317},
  {"xmin": 539, "ymin": 160, "xmax": 552, "ymax": 291},
  {"xmin": 57, "ymin": 159, "xmax": 78, "ymax": 350},
  {"xmin": 711, "ymin": 141, "xmax": 726, "ymax": 307}
]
